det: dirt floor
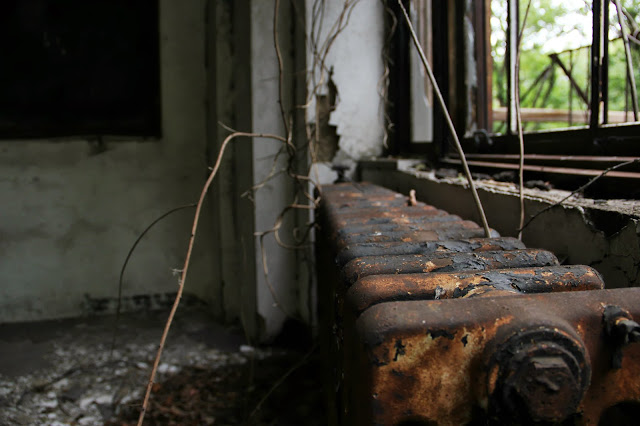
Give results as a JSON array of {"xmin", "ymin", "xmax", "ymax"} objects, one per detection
[{"xmin": 0, "ymin": 308, "xmax": 324, "ymax": 425}]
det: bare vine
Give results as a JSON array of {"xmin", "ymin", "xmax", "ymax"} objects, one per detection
[
  {"xmin": 519, "ymin": 159, "xmax": 640, "ymax": 232},
  {"xmin": 110, "ymin": 203, "xmax": 195, "ymax": 358},
  {"xmin": 135, "ymin": 2, "xmax": 362, "ymax": 423},
  {"xmin": 397, "ymin": 0, "xmax": 491, "ymax": 238},
  {"xmin": 516, "ymin": 1, "xmax": 532, "ymax": 240},
  {"xmin": 136, "ymin": 132, "xmax": 286, "ymax": 426}
]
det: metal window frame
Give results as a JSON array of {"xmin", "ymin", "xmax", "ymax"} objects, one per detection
[
  {"xmin": 387, "ymin": 0, "xmax": 640, "ymax": 159},
  {"xmin": 460, "ymin": 0, "xmax": 640, "ymax": 156}
]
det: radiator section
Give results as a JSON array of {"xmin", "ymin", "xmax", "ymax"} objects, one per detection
[{"xmin": 317, "ymin": 182, "xmax": 640, "ymax": 425}]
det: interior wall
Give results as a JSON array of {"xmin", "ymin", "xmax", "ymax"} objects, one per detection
[
  {"xmin": 209, "ymin": 0, "xmax": 311, "ymax": 340},
  {"xmin": 0, "ymin": 0, "xmax": 218, "ymax": 322},
  {"xmin": 249, "ymin": 0, "xmax": 299, "ymax": 338},
  {"xmin": 207, "ymin": 0, "xmax": 260, "ymax": 338},
  {"xmin": 306, "ymin": 0, "xmax": 386, "ymax": 167}
]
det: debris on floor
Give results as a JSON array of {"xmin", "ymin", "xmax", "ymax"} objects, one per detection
[{"xmin": 0, "ymin": 309, "xmax": 324, "ymax": 425}]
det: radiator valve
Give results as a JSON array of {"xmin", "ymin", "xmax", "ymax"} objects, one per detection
[{"xmin": 488, "ymin": 327, "xmax": 590, "ymax": 423}]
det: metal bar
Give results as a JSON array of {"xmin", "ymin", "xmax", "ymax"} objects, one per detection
[
  {"xmin": 474, "ymin": 0, "xmax": 490, "ymax": 130},
  {"xmin": 335, "ymin": 227, "xmax": 498, "ymax": 251},
  {"xmin": 570, "ymin": 50, "xmax": 574, "ymax": 125},
  {"xmin": 327, "ymin": 210, "xmax": 450, "ymax": 232},
  {"xmin": 492, "ymin": 106, "xmax": 630, "ymax": 124},
  {"xmin": 335, "ymin": 220, "xmax": 480, "ymax": 247},
  {"xmin": 386, "ymin": 0, "xmax": 412, "ymax": 154},
  {"xmin": 441, "ymin": 158, "xmax": 640, "ymax": 179},
  {"xmin": 335, "ymin": 237, "xmax": 527, "ymax": 267},
  {"xmin": 342, "ymin": 249, "xmax": 559, "ymax": 285},
  {"xmin": 455, "ymin": 153, "xmax": 640, "ymax": 162},
  {"xmin": 332, "ymin": 214, "xmax": 461, "ymax": 231},
  {"xmin": 521, "ymin": 64, "xmax": 553, "ymax": 104},
  {"xmin": 550, "ymin": 54, "xmax": 589, "ymax": 104},
  {"xmin": 604, "ymin": 0, "xmax": 610, "ymax": 124},
  {"xmin": 397, "ymin": 0, "xmax": 492, "ymax": 238},
  {"xmin": 451, "ymin": 153, "xmax": 640, "ymax": 170},
  {"xmin": 506, "ymin": 0, "xmax": 519, "ymax": 134},
  {"xmin": 335, "ymin": 220, "xmax": 471, "ymax": 238},
  {"xmin": 590, "ymin": 0, "xmax": 603, "ymax": 130},
  {"xmin": 347, "ymin": 265, "xmax": 604, "ymax": 315},
  {"xmin": 614, "ymin": 0, "xmax": 639, "ymax": 120}
]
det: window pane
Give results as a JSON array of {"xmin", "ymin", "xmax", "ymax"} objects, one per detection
[{"xmin": 491, "ymin": 0, "xmax": 593, "ymax": 132}]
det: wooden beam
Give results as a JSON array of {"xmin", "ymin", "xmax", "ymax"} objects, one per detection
[{"xmin": 492, "ymin": 106, "xmax": 633, "ymax": 124}]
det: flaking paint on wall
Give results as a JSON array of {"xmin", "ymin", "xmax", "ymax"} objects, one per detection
[{"xmin": 306, "ymin": 0, "xmax": 386, "ymax": 162}]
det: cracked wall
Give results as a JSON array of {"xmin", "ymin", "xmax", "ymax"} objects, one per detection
[{"xmin": 306, "ymin": 0, "xmax": 386, "ymax": 174}]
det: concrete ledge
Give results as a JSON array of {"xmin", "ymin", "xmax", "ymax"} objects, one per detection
[{"xmin": 359, "ymin": 159, "xmax": 640, "ymax": 289}]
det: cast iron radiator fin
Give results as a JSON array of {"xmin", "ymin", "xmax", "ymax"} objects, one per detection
[{"xmin": 316, "ymin": 182, "xmax": 640, "ymax": 426}]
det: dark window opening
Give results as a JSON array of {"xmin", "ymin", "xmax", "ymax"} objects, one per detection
[{"xmin": 0, "ymin": 0, "xmax": 160, "ymax": 139}]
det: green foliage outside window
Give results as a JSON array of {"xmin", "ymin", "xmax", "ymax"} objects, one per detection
[{"xmin": 490, "ymin": 0, "xmax": 640, "ymax": 132}]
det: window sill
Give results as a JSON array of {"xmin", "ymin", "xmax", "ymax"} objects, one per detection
[{"xmin": 358, "ymin": 158, "xmax": 640, "ymax": 289}]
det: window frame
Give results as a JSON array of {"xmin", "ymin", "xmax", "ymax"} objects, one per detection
[
  {"xmin": 387, "ymin": 0, "xmax": 640, "ymax": 157},
  {"xmin": 461, "ymin": 0, "xmax": 640, "ymax": 156}
]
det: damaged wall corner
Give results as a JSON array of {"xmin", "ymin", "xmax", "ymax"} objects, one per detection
[{"xmin": 305, "ymin": 0, "xmax": 386, "ymax": 181}]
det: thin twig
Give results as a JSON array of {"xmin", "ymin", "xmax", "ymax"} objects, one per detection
[
  {"xmin": 274, "ymin": 0, "xmax": 290, "ymax": 136},
  {"xmin": 408, "ymin": 189, "xmax": 417, "ymax": 206},
  {"xmin": 397, "ymin": 0, "xmax": 491, "ymax": 237},
  {"xmin": 614, "ymin": 0, "xmax": 639, "ymax": 120},
  {"xmin": 110, "ymin": 203, "xmax": 196, "ymax": 358},
  {"xmin": 137, "ymin": 131, "xmax": 286, "ymax": 426},
  {"xmin": 516, "ymin": 0, "xmax": 532, "ymax": 240},
  {"xmin": 520, "ymin": 159, "xmax": 640, "ymax": 232},
  {"xmin": 248, "ymin": 344, "xmax": 318, "ymax": 420}
]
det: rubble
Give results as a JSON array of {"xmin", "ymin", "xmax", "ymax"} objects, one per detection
[{"xmin": 0, "ymin": 308, "xmax": 323, "ymax": 425}]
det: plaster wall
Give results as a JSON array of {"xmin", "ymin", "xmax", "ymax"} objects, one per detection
[
  {"xmin": 207, "ymin": 0, "xmax": 259, "ymax": 337},
  {"xmin": 250, "ymin": 0, "xmax": 301, "ymax": 338},
  {"xmin": 0, "ymin": 0, "xmax": 218, "ymax": 322},
  {"xmin": 361, "ymin": 160, "xmax": 640, "ymax": 289},
  {"xmin": 306, "ymin": 0, "xmax": 386, "ymax": 162}
]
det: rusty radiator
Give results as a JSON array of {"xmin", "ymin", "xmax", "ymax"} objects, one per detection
[{"xmin": 316, "ymin": 182, "xmax": 640, "ymax": 426}]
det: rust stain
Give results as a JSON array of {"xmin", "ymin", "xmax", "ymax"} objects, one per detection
[{"xmin": 317, "ymin": 183, "xmax": 640, "ymax": 425}]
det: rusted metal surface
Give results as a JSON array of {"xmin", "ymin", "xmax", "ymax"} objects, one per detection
[
  {"xmin": 336, "ymin": 237, "xmax": 527, "ymax": 267},
  {"xmin": 346, "ymin": 265, "xmax": 603, "ymax": 316},
  {"xmin": 324, "ymin": 206, "xmax": 442, "ymax": 228},
  {"xmin": 342, "ymin": 249, "xmax": 559, "ymax": 286},
  {"xmin": 315, "ymin": 182, "xmax": 640, "ymax": 425},
  {"xmin": 346, "ymin": 289, "xmax": 640, "ymax": 425},
  {"xmin": 335, "ymin": 219, "xmax": 472, "ymax": 237},
  {"xmin": 330, "ymin": 210, "xmax": 458, "ymax": 230},
  {"xmin": 317, "ymin": 181, "xmax": 396, "ymax": 195},
  {"xmin": 336, "ymin": 212, "xmax": 462, "ymax": 227},
  {"xmin": 324, "ymin": 199, "xmax": 426, "ymax": 212},
  {"xmin": 603, "ymin": 305, "xmax": 640, "ymax": 369},
  {"xmin": 335, "ymin": 220, "xmax": 479, "ymax": 247},
  {"xmin": 335, "ymin": 227, "xmax": 500, "ymax": 250}
]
